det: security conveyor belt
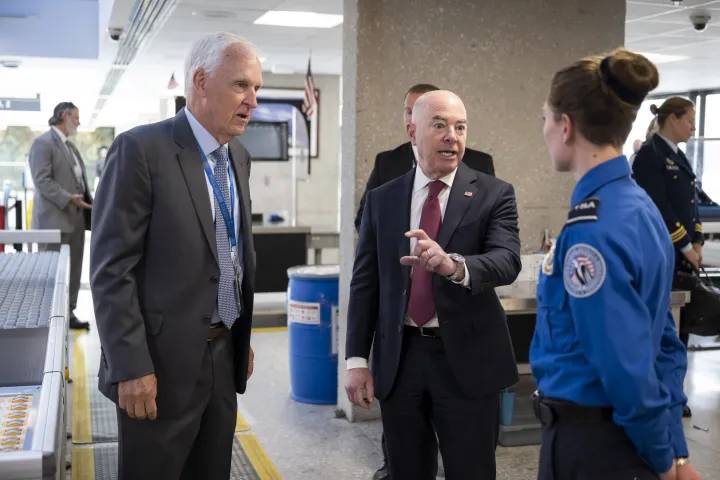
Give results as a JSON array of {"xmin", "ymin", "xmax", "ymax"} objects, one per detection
[{"xmin": 0, "ymin": 246, "xmax": 69, "ymax": 480}]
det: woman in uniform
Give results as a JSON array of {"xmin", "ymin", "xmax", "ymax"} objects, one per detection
[
  {"xmin": 632, "ymin": 98, "xmax": 700, "ymax": 342},
  {"xmin": 530, "ymin": 48, "xmax": 702, "ymax": 480}
]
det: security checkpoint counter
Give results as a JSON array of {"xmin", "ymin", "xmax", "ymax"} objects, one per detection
[
  {"xmin": 0, "ymin": 232, "xmax": 69, "ymax": 480},
  {"xmin": 497, "ymin": 279, "xmax": 691, "ymax": 447}
]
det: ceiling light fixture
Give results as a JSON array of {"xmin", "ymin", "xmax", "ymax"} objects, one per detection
[
  {"xmin": 637, "ymin": 52, "xmax": 690, "ymax": 64},
  {"xmin": 672, "ymin": 0, "xmax": 683, "ymax": 5},
  {"xmin": 254, "ymin": 11, "xmax": 343, "ymax": 28}
]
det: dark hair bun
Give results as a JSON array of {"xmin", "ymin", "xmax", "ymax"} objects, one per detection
[
  {"xmin": 649, "ymin": 104, "xmax": 659, "ymax": 115},
  {"xmin": 607, "ymin": 48, "xmax": 659, "ymax": 101}
]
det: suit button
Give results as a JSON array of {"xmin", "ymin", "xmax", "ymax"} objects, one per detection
[
  {"xmin": 691, "ymin": 199, "xmax": 695, "ymax": 204},
  {"xmin": 674, "ymin": 176, "xmax": 678, "ymax": 180},
  {"xmin": 210, "ymin": 276, "xmax": 219, "ymax": 284},
  {"xmin": 202, "ymin": 315, "xmax": 211, "ymax": 322},
  {"xmin": 692, "ymin": 180, "xmax": 695, "ymax": 185}
]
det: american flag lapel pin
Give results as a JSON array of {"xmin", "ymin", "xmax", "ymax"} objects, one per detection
[{"xmin": 464, "ymin": 191, "xmax": 473, "ymax": 197}]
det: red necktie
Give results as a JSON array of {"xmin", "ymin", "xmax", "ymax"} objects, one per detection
[{"xmin": 407, "ymin": 180, "xmax": 445, "ymax": 327}]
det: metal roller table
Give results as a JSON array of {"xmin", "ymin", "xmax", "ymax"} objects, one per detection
[
  {"xmin": 0, "ymin": 238, "xmax": 69, "ymax": 480},
  {"xmin": 497, "ymin": 280, "xmax": 691, "ymax": 447}
]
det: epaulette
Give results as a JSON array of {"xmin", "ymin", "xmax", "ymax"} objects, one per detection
[{"xmin": 566, "ymin": 197, "xmax": 600, "ymax": 225}]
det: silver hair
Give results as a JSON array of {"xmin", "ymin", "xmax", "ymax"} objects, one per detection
[{"xmin": 184, "ymin": 32, "xmax": 260, "ymax": 99}]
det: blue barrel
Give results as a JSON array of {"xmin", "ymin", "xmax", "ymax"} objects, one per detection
[{"xmin": 287, "ymin": 265, "xmax": 339, "ymax": 404}]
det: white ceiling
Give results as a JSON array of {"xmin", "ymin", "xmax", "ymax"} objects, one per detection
[
  {"xmin": 626, "ymin": 0, "xmax": 720, "ymax": 93},
  {"xmin": 0, "ymin": 0, "xmax": 719, "ymax": 129}
]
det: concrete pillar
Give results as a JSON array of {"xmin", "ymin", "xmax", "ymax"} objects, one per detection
[{"xmin": 338, "ymin": 0, "xmax": 625, "ymax": 421}]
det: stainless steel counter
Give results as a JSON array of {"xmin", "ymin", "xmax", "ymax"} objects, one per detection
[
  {"xmin": 499, "ymin": 289, "xmax": 692, "ymax": 314},
  {"xmin": 0, "ymin": 246, "xmax": 69, "ymax": 480}
]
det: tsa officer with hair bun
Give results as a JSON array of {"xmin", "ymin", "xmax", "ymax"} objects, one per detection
[{"xmin": 531, "ymin": 48, "xmax": 702, "ymax": 480}]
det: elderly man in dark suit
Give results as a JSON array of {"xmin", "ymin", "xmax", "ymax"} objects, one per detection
[
  {"xmin": 90, "ymin": 32, "xmax": 261, "ymax": 480},
  {"xmin": 346, "ymin": 91, "xmax": 521, "ymax": 480},
  {"xmin": 355, "ymin": 83, "xmax": 495, "ymax": 233},
  {"xmin": 28, "ymin": 101, "xmax": 92, "ymax": 330}
]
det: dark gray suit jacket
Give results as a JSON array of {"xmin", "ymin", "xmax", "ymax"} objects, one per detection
[
  {"xmin": 28, "ymin": 129, "xmax": 92, "ymax": 232},
  {"xmin": 90, "ymin": 109, "xmax": 256, "ymax": 417}
]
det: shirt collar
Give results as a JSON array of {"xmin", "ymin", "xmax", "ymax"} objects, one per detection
[
  {"xmin": 51, "ymin": 126, "xmax": 68, "ymax": 144},
  {"xmin": 657, "ymin": 133, "xmax": 679, "ymax": 154},
  {"xmin": 413, "ymin": 163, "xmax": 458, "ymax": 193},
  {"xmin": 185, "ymin": 107, "xmax": 225, "ymax": 157},
  {"xmin": 570, "ymin": 156, "xmax": 631, "ymax": 206}
]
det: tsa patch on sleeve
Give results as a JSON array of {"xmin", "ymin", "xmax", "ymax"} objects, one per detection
[{"xmin": 563, "ymin": 244, "xmax": 606, "ymax": 298}]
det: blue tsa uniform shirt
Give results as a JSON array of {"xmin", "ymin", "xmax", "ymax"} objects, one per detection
[{"xmin": 530, "ymin": 156, "xmax": 689, "ymax": 474}]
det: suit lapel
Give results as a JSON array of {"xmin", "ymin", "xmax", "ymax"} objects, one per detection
[
  {"xmin": 228, "ymin": 139, "xmax": 254, "ymax": 266},
  {"xmin": 173, "ymin": 110, "xmax": 218, "ymax": 264},
  {"xmin": 653, "ymin": 135, "xmax": 695, "ymax": 178},
  {"xmin": 437, "ymin": 163, "xmax": 477, "ymax": 250},
  {"xmin": 50, "ymin": 129, "xmax": 76, "ymax": 174},
  {"xmin": 397, "ymin": 170, "xmax": 415, "ymax": 292}
]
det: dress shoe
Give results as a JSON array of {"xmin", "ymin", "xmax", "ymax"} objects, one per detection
[
  {"xmin": 69, "ymin": 317, "xmax": 90, "ymax": 330},
  {"xmin": 373, "ymin": 463, "xmax": 390, "ymax": 480},
  {"xmin": 683, "ymin": 405, "xmax": 692, "ymax": 418}
]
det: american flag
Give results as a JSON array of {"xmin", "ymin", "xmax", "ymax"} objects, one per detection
[
  {"xmin": 302, "ymin": 57, "xmax": 318, "ymax": 117},
  {"xmin": 167, "ymin": 73, "xmax": 178, "ymax": 90}
]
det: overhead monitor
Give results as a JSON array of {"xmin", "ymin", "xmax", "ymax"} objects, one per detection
[{"xmin": 239, "ymin": 121, "xmax": 289, "ymax": 161}]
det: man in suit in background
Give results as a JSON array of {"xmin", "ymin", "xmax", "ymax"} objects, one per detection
[
  {"xmin": 345, "ymin": 91, "xmax": 521, "ymax": 479},
  {"xmin": 90, "ymin": 32, "xmax": 260, "ymax": 480},
  {"xmin": 355, "ymin": 83, "xmax": 495, "ymax": 232},
  {"xmin": 29, "ymin": 101, "xmax": 92, "ymax": 330}
]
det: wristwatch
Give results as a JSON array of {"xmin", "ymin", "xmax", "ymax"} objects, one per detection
[
  {"xmin": 676, "ymin": 457, "xmax": 690, "ymax": 467},
  {"xmin": 446, "ymin": 253, "xmax": 466, "ymax": 283}
]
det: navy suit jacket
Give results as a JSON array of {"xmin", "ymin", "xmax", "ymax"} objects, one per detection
[{"xmin": 346, "ymin": 162, "xmax": 521, "ymax": 401}]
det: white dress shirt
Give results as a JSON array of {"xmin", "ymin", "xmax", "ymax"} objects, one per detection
[
  {"xmin": 52, "ymin": 126, "xmax": 85, "ymax": 192},
  {"xmin": 346, "ymin": 165, "xmax": 471, "ymax": 370},
  {"xmin": 184, "ymin": 107, "xmax": 240, "ymax": 231},
  {"xmin": 658, "ymin": 133, "xmax": 679, "ymax": 154},
  {"xmin": 657, "ymin": 133, "xmax": 694, "ymax": 254}
]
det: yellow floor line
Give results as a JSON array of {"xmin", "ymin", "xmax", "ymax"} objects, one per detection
[
  {"xmin": 237, "ymin": 433, "xmax": 282, "ymax": 480},
  {"xmin": 72, "ymin": 330, "xmax": 93, "ymax": 444},
  {"xmin": 71, "ymin": 446, "xmax": 96, "ymax": 480},
  {"xmin": 236, "ymin": 410, "xmax": 250, "ymax": 432},
  {"xmin": 252, "ymin": 326, "xmax": 288, "ymax": 333}
]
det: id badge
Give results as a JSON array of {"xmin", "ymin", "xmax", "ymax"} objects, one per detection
[{"xmin": 231, "ymin": 247, "xmax": 244, "ymax": 315}]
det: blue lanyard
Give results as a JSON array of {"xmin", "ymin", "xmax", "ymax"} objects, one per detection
[{"xmin": 199, "ymin": 147, "xmax": 236, "ymax": 248}]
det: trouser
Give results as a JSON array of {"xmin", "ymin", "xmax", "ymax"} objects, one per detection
[
  {"xmin": 381, "ymin": 329, "xmax": 499, "ymax": 480},
  {"xmin": 534, "ymin": 396, "xmax": 659, "ymax": 480},
  {"xmin": 39, "ymin": 214, "xmax": 85, "ymax": 316},
  {"xmin": 117, "ymin": 328, "xmax": 237, "ymax": 480}
]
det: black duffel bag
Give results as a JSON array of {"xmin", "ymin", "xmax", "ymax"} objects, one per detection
[{"xmin": 673, "ymin": 268, "xmax": 720, "ymax": 337}]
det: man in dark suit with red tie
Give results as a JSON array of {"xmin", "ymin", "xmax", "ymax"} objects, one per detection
[
  {"xmin": 354, "ymin": 84, "xmax": 495, "ymax": 233},
  {"xmin": 345, "ymin": 91, "xmax": 521, "ymax": 479}
]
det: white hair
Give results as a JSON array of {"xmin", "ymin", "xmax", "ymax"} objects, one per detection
[{"xmin": 184, "ymin": 32, "xmax": 260, "ymax": 99}]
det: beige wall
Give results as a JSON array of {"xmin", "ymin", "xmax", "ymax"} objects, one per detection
[{"xmin": 339, "ymin": 0, "xmax": 626, "ymax": 420}]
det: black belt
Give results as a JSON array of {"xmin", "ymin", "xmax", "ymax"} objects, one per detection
[
  {"xmin": 405, "ymin": 326, "xmax": 442, "ymax": 338},
  {"xmin": 208, "ymin": 324, "xmax": 225, "ymax": 341},
  {"xmin": 533, "ymin": 394, "xmax": 614, "ymax": 427}
]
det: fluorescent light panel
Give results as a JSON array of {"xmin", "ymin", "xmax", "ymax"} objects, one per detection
[
  {"xmin": 637, "ymin": 52, "xmax": 690, "ymax": 64},
  {"xmin": 254, "ymin": 10, "xmax": 343, "ymax": 28}
]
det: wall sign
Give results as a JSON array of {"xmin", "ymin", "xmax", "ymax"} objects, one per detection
[{"xmin": 0, "ymin": 96, "xmax": 41, "ymax": 112}]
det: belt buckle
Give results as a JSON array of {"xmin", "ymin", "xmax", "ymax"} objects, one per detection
[{"xmin": 419, "ymin": 327, "xmax": 433, "ymax": 337}]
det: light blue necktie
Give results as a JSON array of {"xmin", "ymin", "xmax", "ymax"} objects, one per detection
[{"xmin": 211, "ymin": 145, "xmax": 239, "ymax": 329}]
